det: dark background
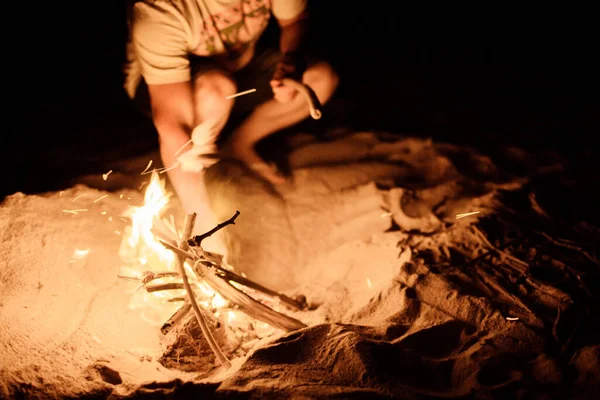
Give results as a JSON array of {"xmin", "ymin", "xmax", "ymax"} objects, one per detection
[{"xmin": 3, "ymin": 3, "xmax": 599, "ymax": 199}]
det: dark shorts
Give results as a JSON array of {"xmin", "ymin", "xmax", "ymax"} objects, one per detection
[{"xmin": 133, "ymin": 47, "xmax": 284, "ymax": 123}]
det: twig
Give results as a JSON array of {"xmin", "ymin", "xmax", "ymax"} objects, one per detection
[
  {"xmin": 469, "ymin": 229, "xmax": 572, "ymax": 306},
  {"xmin": 163, "ymin": 239, "xmax": 303, "ymax": 310},
  {"xmin": 176, "ymin": 213, "xmax": 231, "ymax": 368},
  {"xmin": 280, "ymin": 78, "xmax": 323, "ymax": 120},
  {"xmin": 473, "ymin": 226, "xmax": 528, "ymax": 271},
  {"xmin": 535, "ymin": 231, "xmax": 599, "ymax": 266},
  {"xmin": 145, "ymin": 283, "xmax": 184, "ymax": 293},
  {"xmin": 552, "ymin": 307, "xmax": 561, "ymax": 343},
  {"xmin": 161, "ymin": 302, "xmax": 192, "ymax": 335},
  {"xmin": 475, "ymin": 268, "xmax": 533, "ymax": 314},
  {"xmin": 188, "ymin": 211, "xmax": 240, "ymax": 248},
  {"xmin": 460, "ymin": 239, "xmax": 519, "ymax": 270},
  {"xmin": 140, "ymin": 271, "xmax": 180, "ymax": 285},
  {"xmin": 215, "ymin": 269, "xmax": 305, "ymax": 311},
  {"xmin": 194, "ymin": 261, "xmax": 306, "ymax": 331},
  {"xmin": 160, "ymin": 240, "xmax": 197, "ymax": 260}
]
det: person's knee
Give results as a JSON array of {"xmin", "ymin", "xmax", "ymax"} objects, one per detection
[
  {"xmin": 303, "ymin": 61, "xmax": 340, "ymax": 101},
  {"xmin": 193, "ymin": 70, "xmax": 237, "ymax": 118}
]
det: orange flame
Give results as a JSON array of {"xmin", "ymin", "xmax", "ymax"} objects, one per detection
[{"xmin": 118, "ymin": 171, "xmax": 277, "ymax": 341}]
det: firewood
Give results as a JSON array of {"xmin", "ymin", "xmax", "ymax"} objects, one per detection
[
  {"xmin": 188, "ymin": 210, "xmax": 240, "ymax": 248},
  {"xmin": 175, "ymin": 213, "xmax": 231, "ymax": 368},
  {"xmin": 194, "ymin": 261, "xmax": 306, "ymax": 332},
  {"xmin": 160, "ymin": 239, "xmax": 305, "ymax": 311},
  {"xmin": 161, "ymin": 302, "xmax": 192, "ymax": 335}
]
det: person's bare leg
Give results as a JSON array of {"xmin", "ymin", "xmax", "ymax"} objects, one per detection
[
  {"xmin": 226, "ymin": 61, "xmax": 339, "ymax": 183},
  {"xmin": 160, "ymin": 70, "xmax": 236, "ymax": 248}
]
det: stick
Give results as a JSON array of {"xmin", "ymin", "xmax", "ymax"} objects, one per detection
[
  {"xmin": 195, "ymin": 261, "xmax": 306, "ymax": 332},
  {"xmin": 188, "ymin": 211, "xmax": 240, "ymax": 248},
  {"xmin": 473, "ymin": 226, "xmax": 529, "ymax": 271},
  {"xmin": 214, "ymin": 269, "xmax": 305, "ymax": 311},
  {"xmin": 141, "ymin": 271, "xmax": 180, "ymax": 284},
  {"xmin": 145, "ymin": 283, "xmax": 184, "ymax": 293},
  {"xmin": 161, "ymin": 302, "xmax": 192, "ymax": 335},
  {"xmin": 176, "ymin": 213, "xmax": 231, "ymax": 368},
  {"xmin": 535, "ymin": 231, "xmax": 599, "ymax": 267},
  {"xmin": 162, "ymin": 239, "xmax": 304, "ymax": 310},
  {"xmin": 160, "ymin": 240, "xmax": 197, "ymax": 260},
  {"xmin": 280, "ymin": 78, "xmax": 323, "ymax": 120}
]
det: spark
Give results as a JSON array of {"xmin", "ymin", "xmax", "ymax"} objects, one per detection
[
  {"xmin": 120, "ymin": 217, "xmax": 128, "ymax": 223},
  {"xmin": 380, "ymin": 212, "xmax": 392, "ymax": 218},
  {"xmin": 506, "ymin": 317, "xmax": 519, "ymax": 321},
  {"xmin": 115, "ymin": 230, "xmax": 122, "ymax": 235},
  {"xmin": 174, "ymin": 139, "xmax": 193, "ymax": 157},
  {"xmin": 59, "ymin": 191, "xmax": 65, "ymax": 197},
  {"xmin": 72, "ymin": 249, "xmax": 90, "ymax": 260},
  {"xmin": 102, "ymin": 170, "xmax": 113, "ymax": 180},
  {"xmin": 225, "ymin": 88, "xmax": 256, "ymax": 99},
  {"xmin": 141, "ymin": 160, "xmax": 153, "ymax": 175},
  {"xmin": 456, "ymin": 211, "xmax": 480, "ymax": 219},
  {"xmin": 91, "ymin": 335, "xmax": 102, "ymax": 344},
  {"xmin": 139, "ymin": 181, "xmax": 148, "ymax": 190},
  {"xmin": 93, "ymin": 194, "xmax": 108, "ymax": 203},
  {"xmin": 108, "ymin": 217, "xmax": 114, "ymax": 222},
  {"xmin": 366, "ymin": 278, "xmax": 373, "ymax": 288},
  {"xmin": 62, "ymin": 209, "xmax": 88, "ymax": 215},
  {"xmin": 101, "ymin": 211, "xmax": 107, "ymax": 215},
  {"xmin": 158, "ymin": 164, "xmax": 179, "ymax": 174},
  {"xmin": 119, "ymin": 194, "xmax": 124, "ymax": 199},
  {"xmin": 72, "ymin": 194, "xmax": 87, "ymax": 202}
]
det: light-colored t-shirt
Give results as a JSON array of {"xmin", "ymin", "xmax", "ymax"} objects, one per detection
[{"xmin": 124, "ymin": 0, "xmax": 307, "ymax": 98}]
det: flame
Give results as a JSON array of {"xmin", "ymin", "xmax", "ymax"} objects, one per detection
[
  {"xmin": 117, "ymin": 171, "xmax": 279, "ymax": 344},
  {"xmin": 117, "ymin": 172, "xmax": 236, "ymax": 328}
]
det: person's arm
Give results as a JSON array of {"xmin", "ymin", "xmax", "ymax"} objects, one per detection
[
  {"xmin": 148, "ymin": 82, "xmax": 195, "ymax": 151},
  {"xmin": 270, "ymin": 8, "xmax": 310, "ymax": 102},
  {"xmin": 130, "ymin": 4, "xmax": 225, "ymax": 245},
  {"xmin": 278, "ymin": 10, "xmax": 309, "ymax": 57}
]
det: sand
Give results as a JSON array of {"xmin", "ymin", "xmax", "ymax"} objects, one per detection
[{"xmin": 1, "ymin": 131, "xmax": 598, "ymax": 399}]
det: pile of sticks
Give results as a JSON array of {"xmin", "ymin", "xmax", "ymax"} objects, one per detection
[{"xmin": 123, "ymin": 211, "xmax": 307, "ymax": 368}]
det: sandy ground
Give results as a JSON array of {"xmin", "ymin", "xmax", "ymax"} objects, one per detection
[{"xmin": 1, "ymin": 131, "xmax": 599, "ymax": 399}]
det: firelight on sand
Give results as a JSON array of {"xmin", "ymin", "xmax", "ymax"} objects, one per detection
[{"xmin": 2, "ymin": 132, "xmax": 598, "ymax": 398}]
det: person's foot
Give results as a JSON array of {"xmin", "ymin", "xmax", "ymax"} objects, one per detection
[{"xmin": 226, "ymin": 140, "xmax": 287, "ymax": 185}]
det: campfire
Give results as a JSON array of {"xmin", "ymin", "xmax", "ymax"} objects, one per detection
[{"xmin": 116, "ymin": 172, "xmax": 306, "ymax": 371}]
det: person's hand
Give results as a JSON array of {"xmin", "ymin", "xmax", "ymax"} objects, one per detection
[
  {"xmin": 270, "ymin": 52, "xmax": 306, "ymax": 104},
  {"xmin": 178, "ymin": 119, "xmax": 220, "ymax": 172}
]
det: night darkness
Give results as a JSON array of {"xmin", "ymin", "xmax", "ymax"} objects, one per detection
[
  {"xmin": 3, "ymin": 4, "xmax": 600, "ymax": 398},
  {"xmin": 4, "ymin": 5, "xmax": 599, "ymax": 214}
]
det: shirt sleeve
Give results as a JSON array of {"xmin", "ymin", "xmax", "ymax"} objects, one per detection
[
  {"xmin": 271, "ymin": 0, "xmax": 307, "ymax": 20},
  {"xmin": 131, "ymin": 2, "xmax": 191, "ymax": 85}
]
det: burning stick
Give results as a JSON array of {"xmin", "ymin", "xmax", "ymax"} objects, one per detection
[
  {"xmin": 175, "ymin": 213, "xmax": 231, "ymax": 368},
  {"xmin": 145, "ymin": 283, "xmax": 184, "ymax": 293},
  {"xmin": 161, "ymin": 302, "xmax": 192, "ymax": 335},
  {"xmin": 194, "ymin": 261, "xmax": 306, "ymax": 331},
  {"xmin": 160, "ymin": 240, "xmax": 305, "ymax": 310}
]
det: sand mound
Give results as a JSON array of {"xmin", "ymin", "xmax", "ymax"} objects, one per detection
[{"xmin": 1, "ymin": 131, "xmax": 598, "ymax": 399}]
